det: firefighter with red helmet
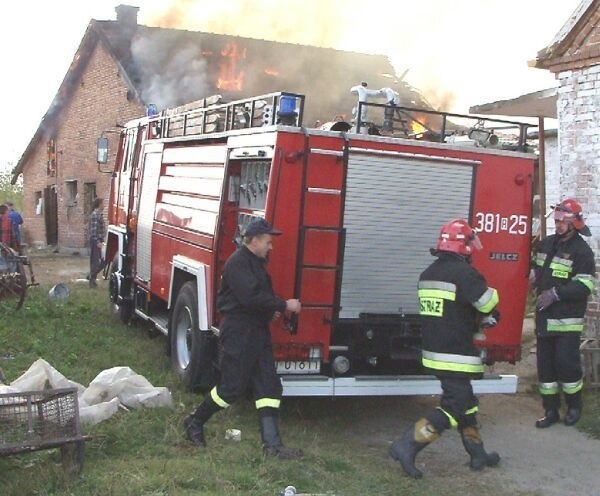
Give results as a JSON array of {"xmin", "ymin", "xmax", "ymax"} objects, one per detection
[
  {"xmin": 390, "ymin": 219, "xmax": 500, "ymax": 478},
  {"xmin": 533, "ymin": 198, "xmax": 595, "ymax": 428}
]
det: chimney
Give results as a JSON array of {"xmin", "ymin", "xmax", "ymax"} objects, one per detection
[{"xmin": 115, "ymin": 4, "xmax": 139, "ymax": 28}]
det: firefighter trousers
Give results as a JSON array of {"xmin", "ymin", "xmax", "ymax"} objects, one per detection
[
  {"xmin": 536, "ymin": 334, "xmax": 583, "ymax": 410},
  {"xmin": 209, "ymin": 316, "xmax": 282, "ymax": 411},
  {"xmin": 427, "ymin": 376, "xmax": 479, "ymax": 432}
]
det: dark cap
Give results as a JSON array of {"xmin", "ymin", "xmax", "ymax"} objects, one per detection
[{"xmin": 243, "ymin": 218, "xmax": 282, "ymax": 238}]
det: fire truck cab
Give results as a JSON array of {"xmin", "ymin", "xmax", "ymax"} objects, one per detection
[{"xmin": 105, "ymin": 91, "xmax": 536, "ymax": 396}]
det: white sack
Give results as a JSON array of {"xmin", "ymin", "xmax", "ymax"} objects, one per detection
[
  {"xmin": 5, "ymin": 360, "xmax": 173, "ymax": 425},
  {"xmin": 79, "ymin": 397, "xmax": 120, "ymax": 426},
  {"xmin": 9, "ymin": 358, "xmax": 85, "ymax": 393}
]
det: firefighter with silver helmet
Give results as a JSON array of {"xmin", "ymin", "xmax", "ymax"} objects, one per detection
[
  {"xmin": 533, "ymin": 198, "xmax": 595, "ymax": 428},
  {"xmin": 390, "ymin": 219, "xmax": 500, "ymax": 479}
]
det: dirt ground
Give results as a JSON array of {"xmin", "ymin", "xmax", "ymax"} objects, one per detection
[
  {"xmin": 27, "ymin": 249, "xmax": 93, "ymax": 286},
  {"xmin": 352, "ymin": 320, "xmax": 600, "ymax": 496},
  {"xmin": 24, "ymin": 252, "xmax": 600, "ymax": 495}
]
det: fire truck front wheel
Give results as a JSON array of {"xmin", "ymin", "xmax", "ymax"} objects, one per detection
[{"xmin": 170, "ymin": 281, "xmax": 217, "ymax": 392}]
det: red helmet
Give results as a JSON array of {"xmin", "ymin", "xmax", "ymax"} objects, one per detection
[
  {"xmin": 436, "ymin": 219, "xmax": 482, "ymax": 255},
  {"xmin": 554, "ymin": 198, "xmax": 591, "ymax": 236}
]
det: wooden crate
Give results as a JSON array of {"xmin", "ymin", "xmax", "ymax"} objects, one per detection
[{"xmin": 581, "ymin": 341, "xmax": 600, "ymax": 387}]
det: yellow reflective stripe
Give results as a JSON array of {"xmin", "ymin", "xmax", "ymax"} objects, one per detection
[
  {"xmin": 546, "ymin": 324, "xmax": 584, "ymax": 331},
  {"xmin": 552, "ymin": 256, "xmax": 573, "ymax": 267},
  {"xmin": 422, "ymin": 357, "xmax": 484, "ymax": 374},
  {"xmin": 418, "ymin": 281, "xmax": 457, "ymax": 292},
  {"xmin": 473, "ymin": 288, "xmax": 499, "ymax": 313},
  {"xmin": 436, "ymin": 407, "xmax": 458, "ymax": 429},
  {"xmin": 535, "ymin": 254, "xmax": 546, "ymax": 266},
  {"xmin": 210, "ymin": 387, "xmax": 230, "ymax": 408},
  {"xmin": 574, "ymin": 275, "xmax": 595, "ymax": 292},
  {"xmin": 539, "ymin": 382, "xmax": 559, "ymax": 395},
  {"xmin": 561, "ymin": 379, "xmax": 583, "ymax": 395},
  {"xmin": 255, "ymin": 398, "xmax": 281, "ymax": 409},
  {"xmin": 465, "ymin": 406, "xmax": 479, "ymax": 415},
  {"xmin": 549, "ymin": 262, "xmax": 572, "ymax": 272},
  {"xmin": 418, "ymin": 288, "xmax": 456, "ymax": 301},
  {"xmin": 546, "ymin": 318, "xmax": 585, "ymax": 332}
]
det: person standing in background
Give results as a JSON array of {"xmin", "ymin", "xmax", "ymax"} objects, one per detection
[
  {"xmin": 88, "ymin": 198, "xmax": 106, "ymax": 288},
  {"xmin": 532, "ymin": 198, "xmax": 595, "ymax": 428},
  {"xmin": 5, "ymin": 201, "xmax": 22, "ymax": 253}
]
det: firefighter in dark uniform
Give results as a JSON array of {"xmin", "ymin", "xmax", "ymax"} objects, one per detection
[
  {"xmin": 183, "ymin": 218, "xmax": 303, "ymax": 459},
  {"xmin": 390, "ymin": 219, "xmax": 500, "ymax": 479},
  {"xmin": 533, "ymin": 198, "xmax": 595, "ymax": 428}
]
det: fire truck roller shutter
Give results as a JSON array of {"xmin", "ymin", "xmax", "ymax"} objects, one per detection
[
  {"xmin": 170, "ymin": 280, "xmax": 218, "ymax": 392},
  {"xmin": 339, "ymin": 151, "xmax": 475, "ymax": 318}
]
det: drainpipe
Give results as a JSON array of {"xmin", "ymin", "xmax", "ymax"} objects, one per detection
[{"xmin": 538, "ymin": 116, "xmax": 546, "ymax": 239}]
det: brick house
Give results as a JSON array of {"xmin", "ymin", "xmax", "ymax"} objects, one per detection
[
  {"xmin": 12, "ymin": 4, "xmax": 428, "ymax": 252},
  {"xmin": 533, "ymin": 0, "xmax": 600, "ymax": 336}
]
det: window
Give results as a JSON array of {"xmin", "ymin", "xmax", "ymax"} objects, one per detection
[
  {"xmin": 34, "ymin": 191, "xmax": 43, "ymax": 215},
  {"xmin": 65, "ymin": 180, "xmax": 78, "ymax": 206}
]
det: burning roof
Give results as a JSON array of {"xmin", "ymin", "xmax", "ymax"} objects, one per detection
[{"xmin": 95, "ymin": 20, "xmax": 430, "ymax": 126}]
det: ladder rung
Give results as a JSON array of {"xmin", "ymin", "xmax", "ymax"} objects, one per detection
[
  {"xmin": 302, "ymin": 226, "xmax": 344, "ymax": 232},
  {"xmin": 302, "ymin": 265, "xmax": 340, "ymax": 270}
]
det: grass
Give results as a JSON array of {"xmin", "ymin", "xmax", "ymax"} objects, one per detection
[{"xmin": 0, "ymin": 282, "xmax": 593, "ymax": 495}]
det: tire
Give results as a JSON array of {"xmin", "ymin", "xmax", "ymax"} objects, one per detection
[
  {"xmin": 109, "ymin": 258, "xmax": 133, "ymax": 324},
  {"xmin": 170, "ymin": 281, "xmax": 217, "ymax": 392}
]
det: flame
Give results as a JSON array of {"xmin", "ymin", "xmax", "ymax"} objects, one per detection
[
  {"xmin": 264, "ymin": 68, "xmax": 279, "ymax": 76},
  {"xmin": 216, "ymin": 42, "xmax": 246, "ymax": 91},
  {"xmin": 411, "ymin": 121, "xmax": 426, "ymax": 135}
]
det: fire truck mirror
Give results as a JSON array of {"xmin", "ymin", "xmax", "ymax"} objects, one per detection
[{"xmin": 97, "ymin": 137, "xmax": 109, "ymax": 164}]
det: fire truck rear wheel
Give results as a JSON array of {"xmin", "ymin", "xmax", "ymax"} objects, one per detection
[{"xmin": 170, "ymin": 281, "xmax": 217, "ymax": 392}]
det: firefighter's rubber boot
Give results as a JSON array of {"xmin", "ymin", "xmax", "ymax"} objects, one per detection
[
  {"xmin": 460, "ymin": 426, "xmax": 500, "ymax": 471},
  {"xmin": 535, "ymin": 409, "xmax": 560, "ymax": 428},
  {"xmin": 183, "ymin": 396, "xmax": 221, "ymax": 446},
  {"xmin": 259, "ymin": 415, "xmax": 304, "ymax": 460},
  {"xmin": 564, "ymin": 392, "xmax": 582, "ymax": 426},
  {"xmin": 389, "ymin": 418, "xmax": 439, "ymax": 479},
  {"xmin": 564, "ymin": 407, "xmax": 582, "ymax": 426}
]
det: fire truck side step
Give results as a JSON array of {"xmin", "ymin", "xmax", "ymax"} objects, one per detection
[
  {"xmin": 280, "ymin": 374, "xmax": 518, "ymax": 397},
  {"xmin": 151, "ymin": 314, "xmax": 169, "ymax": 336}
]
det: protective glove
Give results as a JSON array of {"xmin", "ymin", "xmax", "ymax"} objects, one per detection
[
  {"xmin": 480, "ymin": 310, "xmax": 501, "ymax": 329},
  {"xmin": 529, "ymin": 268, "xmax": 537, "ymax": 288},
  {"xmin": 536, "ymin": 287, "xmax": 559, "ymax": 311}
]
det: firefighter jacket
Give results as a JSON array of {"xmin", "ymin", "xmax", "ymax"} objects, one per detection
[
  {"xmin": 217, "ymin": 245, "xmax": 287, "ymax": 326},
  {"xmin": 534, "ymin": 233, "xmax": 595, "ymax": 335},
  {"xmin": 418, "ymin": 252, "xmax": 499, "ymax": 379}
]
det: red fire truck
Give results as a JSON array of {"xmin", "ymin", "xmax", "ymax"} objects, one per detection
[{"xmin": 105, "ymin": 91, "xmax": 537, "ymax": 396}]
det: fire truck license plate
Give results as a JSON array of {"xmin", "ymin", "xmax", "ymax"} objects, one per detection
[{"xmin": 276, "ymin": 360, "xmax": 321, "ymax": 374}]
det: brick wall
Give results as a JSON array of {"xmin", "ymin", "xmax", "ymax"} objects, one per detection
[
  {"xmin": 542, "ymin": 134, "xmax": 559, "ymax": 237},
  {"xmin": 21, "ymin": 41, "xmax": 144, "ymax": 250},
  {"xmin": 556, "ymin": 64, "xmax": 600, "ymax": 337}
]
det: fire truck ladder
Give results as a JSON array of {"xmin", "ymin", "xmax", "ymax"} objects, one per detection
[
  {"xmin": 287, "ymin": 131, "xmax": 349, "ymax": 334},
  {"xmin": 150, "ymin": 92, "xmax": 306, "ymax": 139}
]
